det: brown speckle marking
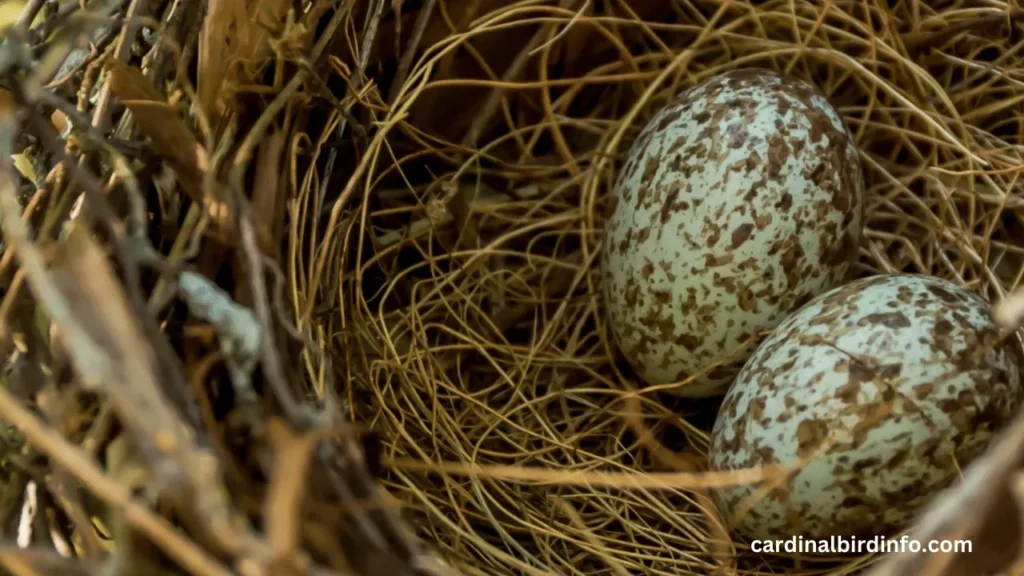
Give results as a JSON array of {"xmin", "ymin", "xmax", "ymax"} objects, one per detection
[
  {"xmin": 707, "ymin": 273, "xmax": 1023, "ymax": 541},
  {"xmin": 862, "ymin": 312, "xmax": 911, "ymax": 329},
  {"xmin": 640, "ymin": 157, "xmax": 659, "ymax": 187},
  {"xmin": 705, "ymin": 253, "xmax": 735, "ymax": 267},
  {"xmin": 796, "ymin": 418, "xmax": 829, "ymax": 457},
  {"xmin": 730, "ymin": 223, "xmax": 755, "ymax": 249},
  {"xmin": 676, "ymin": 333, "xmax": 701, "ymax": 350},
  {"xmin": 602, "ymin": 67, "xmax": 866, "ymax": 399}
]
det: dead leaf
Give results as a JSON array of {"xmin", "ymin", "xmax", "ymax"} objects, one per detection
[
  {"xmin": 12, "ymin": 153, "xmax": 35, "ymax": 183},
  {"xmin": 251, "ymin": 131, "xmax": 285, "ymax": 256},
  {"xmin": 198, "ymin": 0, "xmax": 231, "ymax": 119},
  {"xmin": 199, "ymin": 0, "xmax": 294, "ymax": 122},
  {"xmin": 264, "ymin": 418, "xmax": 335, "ymax": 565},
  {"xmin": 107, "ymin": 61, "xmax": 207, "ymax": 206}
]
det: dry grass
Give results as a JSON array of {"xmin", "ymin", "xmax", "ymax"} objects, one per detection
[
  {"xmin": 0, "ymin": 0, "xmax": 1023, "ymax": 575},
  {"xmin": 293, "ymin": 1, "xmax": 1024, "ymax": 575}
]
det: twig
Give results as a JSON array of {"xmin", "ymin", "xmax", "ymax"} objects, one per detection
[
  {"xmin": 0, "ymin": 103, "xmax": 265, "ymax": 567},
  {"xmin": 264, "ymin": 419, "xmax": 335, "ymax": 564},
  {"xmin": 389, "ymin": 0, "xmax": 436, "ymax": 103},
  {"xmin": 45, "ymin": 471, "xmax": 106, "ymax": 559},
  {"xmin": 13, "ymin": 96, "xmax": 201, "ymax": 429},
  {"xmin": 237, "ymin": 210, "xmax": 304, "ymax": 423},
  {"xmin": 0, "ymin": 387, "xmax": 235, "ymax": 576},
  {"xmin": 90, "ymin": 0, "xmax": 147, "ymax": 131},
  {"xmin": 0, "ymin": 544, "xmax": 100, "ymax": 576},
  {"xmin": 317, "ymin": 0, "xmax": 379, "ymax": 208},
  {"xmin": 14, "ymin": 0, "xmax": 47, "ymax": 30}
]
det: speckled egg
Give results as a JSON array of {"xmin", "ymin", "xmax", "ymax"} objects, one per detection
[
  {"xmin": 708, "ymin": 274, "xmax": 1024, "ymax": 541},
  {"xmin": 601, "ymin": 68, "xmax": 865, "ymax": 397}
]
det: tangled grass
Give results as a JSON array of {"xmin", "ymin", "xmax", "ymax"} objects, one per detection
[
  {"xmin": 288, "ymin": 1, "xmax": 1024, "ymax": 575},
  {"xmin": 1, "ymin": 0, "xmax": 1023, "ymax": 575}
]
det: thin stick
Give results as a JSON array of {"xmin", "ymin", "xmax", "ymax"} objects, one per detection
[
  {"xmin": 386, "ymin": 457, "xmax": 784, "ymax": 490},
  {"xmin": 0, "ymin": 387, "xmax": 234, "ymax": 576}
]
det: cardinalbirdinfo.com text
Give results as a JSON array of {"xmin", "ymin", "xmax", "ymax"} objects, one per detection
[{"xmin": 751, "ymin": 535, "xmax": 973, "ymax": 555}]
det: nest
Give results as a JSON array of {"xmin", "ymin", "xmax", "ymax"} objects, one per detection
[{"xmin": 1, "ymin": 1, "xmax": 1024, "ymax": 576}]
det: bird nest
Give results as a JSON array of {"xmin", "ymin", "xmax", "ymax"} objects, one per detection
[
  {"xmin": 338, "ymin": 2, "xmax": 1024, "ymax": 575},
  {"xmin": 1, "ymin": 1, "xmax": 1024, "ymax": 576}
]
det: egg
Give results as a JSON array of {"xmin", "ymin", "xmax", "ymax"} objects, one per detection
[
  {"xmin": 601, "ymin": 68, "xmax": 865, "ymax": 397},
  {"xmin": 708, "ymin": 274, "xmax": 1024, "ymax": 541}
]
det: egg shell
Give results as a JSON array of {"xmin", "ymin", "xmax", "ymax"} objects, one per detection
[
  {"xmin": 708, "ymin": 274, "xmax": 1024, "ymax": 541},
  {"xmin": 602, "ymin": 68, "xmax": 865, "ymax": 397}
]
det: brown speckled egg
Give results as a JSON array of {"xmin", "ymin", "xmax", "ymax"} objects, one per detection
[
  {"xmin": 708, "ymin": 274, "xmax": 1024, "ymax": 542},
  {"xmin": 602, "ymin": 68, "xmax": 864, "ymax": 397}
]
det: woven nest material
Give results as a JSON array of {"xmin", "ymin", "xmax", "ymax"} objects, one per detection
[
  {"xmin": 1, "ymin": 1, "xmax": 1024, "ymax": 576},
  {"xmin": 325, "ymin": 2, "xmax": 1024, "ymax": 576}
]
